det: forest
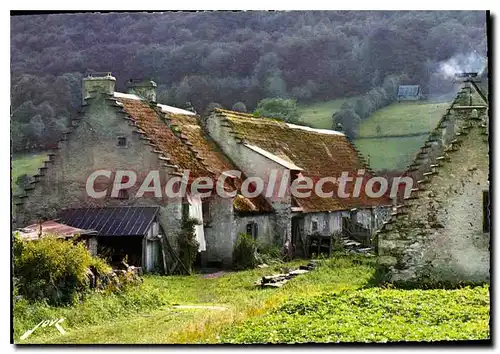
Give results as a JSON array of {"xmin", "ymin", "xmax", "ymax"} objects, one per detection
[{"xmin": 10, "ymin": 11, "xmax": 487, "ymax": 151}]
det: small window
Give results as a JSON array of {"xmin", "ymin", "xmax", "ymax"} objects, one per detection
[
  {"xmin": 246, "ymin": 222, "xmax": 258, "ymax": 239},
  {"xmin": 117, "ymin": 175, "xmax": 129, "ymax": 199},
  {"xmin": 117, "ymin": 136, "xmax": 127, "ymax": 147},
  {"xmin": 483, "ymin": 190, "xmax": 490, "ymax": 233},
  {"xmin": 182, "ymin": 203, "xmax": 190, "ymax": 221},
  {"xmin": 202, "ymin": 201, "xmax": 211, "ymax": 225},
  {"xmin": 324, "ymin": 218, "xmax": 329, "ymax": 232},
  {"xmin": 312, "ymin": 220, "xmax": 318, "ymax": 232}
]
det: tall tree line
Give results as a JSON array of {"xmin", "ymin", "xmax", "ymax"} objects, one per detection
[{"xmin": 11, "ymin": 11, "xmax": 486, "ymax": 152}]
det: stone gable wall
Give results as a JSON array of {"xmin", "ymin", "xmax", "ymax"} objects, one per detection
[{"xmin": 377, "ymin": 88, "xmax": 489, "ymax": 284}]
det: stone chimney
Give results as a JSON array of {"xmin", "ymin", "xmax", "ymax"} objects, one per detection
[
  {"xmin": 82, "ymin": 72, "xmax": 116, "ymax": 104},
  {"xmin": 127, "ymin": 79, "xmax": 157, "ymax": 102}
]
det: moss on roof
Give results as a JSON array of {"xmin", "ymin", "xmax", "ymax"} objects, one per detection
[
  {"xmin": 215, "ymin": 108, "xmax": 391, "ymax": 212},
  {"xmin": 117, "ymin": 99, "xmax": 271, "ymax": 213}
]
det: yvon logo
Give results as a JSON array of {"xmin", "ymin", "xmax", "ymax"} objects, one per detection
[{"xmin": 19, "ymin": 318, "xmax": 66, "ymax": 341}]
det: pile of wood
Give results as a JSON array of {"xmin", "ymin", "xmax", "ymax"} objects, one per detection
[{"xmin": 255, "ymin": 260, "xmax": 318, "ymax": 288}]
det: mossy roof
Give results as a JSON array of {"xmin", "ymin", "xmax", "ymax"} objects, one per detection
[
  {"xmin": 215, "ymin": 108, "xmax": 391, "ymax": 212},
  {"xmin": 117, "ymin": 98, "xmax": 271, "ymax": 213}
]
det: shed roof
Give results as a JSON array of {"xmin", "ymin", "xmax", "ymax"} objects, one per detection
[
  {"xmin": 16, "ymin": 220, "xmax": 95, "ymax": 241},
  {"xmin": 58, "ymin": 206, "xmax": 159, "ymax": 236},
  {"xmin": 397, "ymin": 85, "xmax": 421, "ymax": 97}
]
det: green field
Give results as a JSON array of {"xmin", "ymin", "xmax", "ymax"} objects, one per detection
[
  {"xmin": 297, "ymin": 99, "xmax": 452, "ymax": 171},
  {"xmin": 11, "ymin": 152, "xmax": 47, "ymax": 194},
  {"xmin": 297, "ymin": 99, "xmax": 347, "ymax": 129},
  {"xmin": 15, "ymin": 256, "xmax": 490, "ymax": 344},
  {"xmin": 358, "ymin": 101, "xmax": 451, "ymax": 138},
  {"xmin": 354, "ymin": 135, "xmax": 427, "ymax": 172},
  {"xmin": 353, "ymin": 101, "xmax": 451, "ymax": 171}
]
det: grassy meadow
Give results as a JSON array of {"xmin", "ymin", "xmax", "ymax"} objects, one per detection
[
  {"xmin": 357, "ymin": 101, "xmax": 451, "ymax": 137},
  {"xmin": 297, "ymin": 98, "xmax": 348, "ymax": 129},
  {"xmin": 354, "ymin": 101, "xmax": 451, "ymax": 171},
  {"xmin": 15, "ymin": 256, "xmax": 490, "ymax": 344},
  {"xmin": 297, "ymin": 98, "xmax": 452, "ymax": 171},
  {"xmin": 11, "ymin": 152, "xmax": 47, "ymax": 192}
]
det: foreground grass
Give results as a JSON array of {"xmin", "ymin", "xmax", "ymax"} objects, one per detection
[
  {"xmin": 297, "ymin": 99, "xmax": 349, "ymax": 129},
  {"xmin": 15, "ymin": 255, "xmax": 489, "ymax": 344},
  {"xmin": 220, "ymin": 286, "xmax": 490, "ymax": 343},
  {"xmin": 17, "ymin": 257, "xmax": 376, "ymax": 344}
]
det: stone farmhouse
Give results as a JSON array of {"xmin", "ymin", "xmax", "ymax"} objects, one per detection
[
  {"xmin": 377, "ymin": 80, "xmax": 490, "ymax": 284},
  {"xmin": 14, "ymin": 73, "xmax": 391, "ymax": 272}
]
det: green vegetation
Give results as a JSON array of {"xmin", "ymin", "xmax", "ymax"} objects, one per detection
[
  {"xmin": 233, "ymin": 233, "xmax": 259, "ymax": 270},
  {"xmin": 15, "ymin": 255, "xmax": 490, "ymax": 344},
  {"xmin": 358, "ymin": 101, "xmax": 451, "ymax": 137},
  {"xmin": 221, "ymin": 286, "xmax": 490, "ymax": 343},
  {"xmin": 353, "ymin": 101, "xmax": 452, "ymax": 171},
  {"xmin": 297, "ymin": 99, "xmax": 347, "ymax": 129},
  {"xmin": 13, "ymin": 235, "xmax": 111, "ymax": 305},
  {"xmin": 334, "ymin": 74, "xmax": 405, "ymax": 137},
  {"xmin": 354, "ymin": 135, "xmax": 428, "ymax": 171},
  {"xmin": 14, "ymin": 280, "xmax": 167, "ymax": 342},
  {"xmin": 254, "ymin": 98, "xmax": 300, "ymax": 123},
  {"xmin": 11, "ymin": 152, "xmax": 47, "ymax": 192},
  {"xmin": 177, "ymin": 218, "xmax": 200, "ymax": 274}
]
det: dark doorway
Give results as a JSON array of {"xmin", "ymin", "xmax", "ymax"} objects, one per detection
[
  {"xmin": 292, "ymin": 216, "xmax": 305, "ymax": 257},
  {"xmin": 97, "ymin": 236, "xmax": 143, "ymax": 268}
]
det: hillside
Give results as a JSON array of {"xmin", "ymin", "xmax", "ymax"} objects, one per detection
[
  {"xmin": 10, "ymin": 11, "xmax": 486, "ymax": 153},
  {"xmin": 354, "ymin": 101, "xmax": 452, "ymax": 171},
  {"xmin": 357, "ymin": 101, "xmax": 452, "ymax": 137},
  {"xmin": 297, "ymin": 99, "xmax": 347, "ymax": 129},
  {"xmin": 11, "ymin": 152, "xmax": 47, "ymax": 192}
]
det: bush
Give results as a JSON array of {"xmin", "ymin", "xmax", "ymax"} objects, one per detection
[
  {"xmin": 256, "ymin": 243, "xmax": 283, "ymax": 265},
  {"xmin": 254, "ymin": 98, "xmax": 300, "ymax": 123},
  {"xmin": 13, "ymin": 234, "xmax": 112, "ymax": 305},
  {"xmin": 332, "ymin": 109, "xmax": 361, "ymax": 137},
  {"xmin": 177, "ymin": 217, "xmax": 200, "ymax": 274},
  {"xmin": 232, "ymin": 101, "xmax": 247, "ymax": 112},
  {"xmin": 233, "ymin": 233, "xmax": 258, "ymax": 270}
]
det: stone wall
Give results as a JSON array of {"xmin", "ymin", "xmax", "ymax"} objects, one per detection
[
  {"xmin": 377, "ymin": 89, "xmax": 489, "ymax": 284},
  {"xmin": 234, "ymin": 213, "xmax": 276, "ymax": 247},
  {"xmin": 207, "ymin": 113, "xmax": 292, "ymax": 245},
  {"xmin": 14, "ymin": 91, "xmax": 184, "ymax": 269},
  {"xmin": 303, "ymin": 211, "xmax": 342, "ymax": 236},
  {"xmin": 203, "ymin": 195, "xmax": 235, "ymax": 266}
]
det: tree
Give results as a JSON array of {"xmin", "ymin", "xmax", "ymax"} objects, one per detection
[
  {"xmin": 332, "ymin": 109, "xmax": 361, "ymax": 138},
  {"xmin": 254, "ymin": 98, "xmax": 300, "ymax": 123},
  {"xmin": 232, "ymin": 101, "xmax": 247, "ymax": 112}
]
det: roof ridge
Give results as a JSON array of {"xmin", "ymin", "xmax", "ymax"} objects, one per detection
[
  {"xmin": 152, "ymin": 107, "xmax": 217, "ymax": 176},
  {"xmin": 376, "ymin": 107, "xmax": 484, "ymax": 237}
]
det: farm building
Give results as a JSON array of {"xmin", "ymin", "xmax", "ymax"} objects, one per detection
[
  {"xmin": 397, "ymin": 85, "xmax": 422, "ymax": 101},
  {"xmin": 377, "ymin": 82, "xmax": 490, "ymax": 284},
  {"xmin": 207, "ymin": 109, "xmax": 392, "ymax": 256},
  {"xmin": 14, "ymin": 73, "xmax": 391, "ymax": 272}
]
